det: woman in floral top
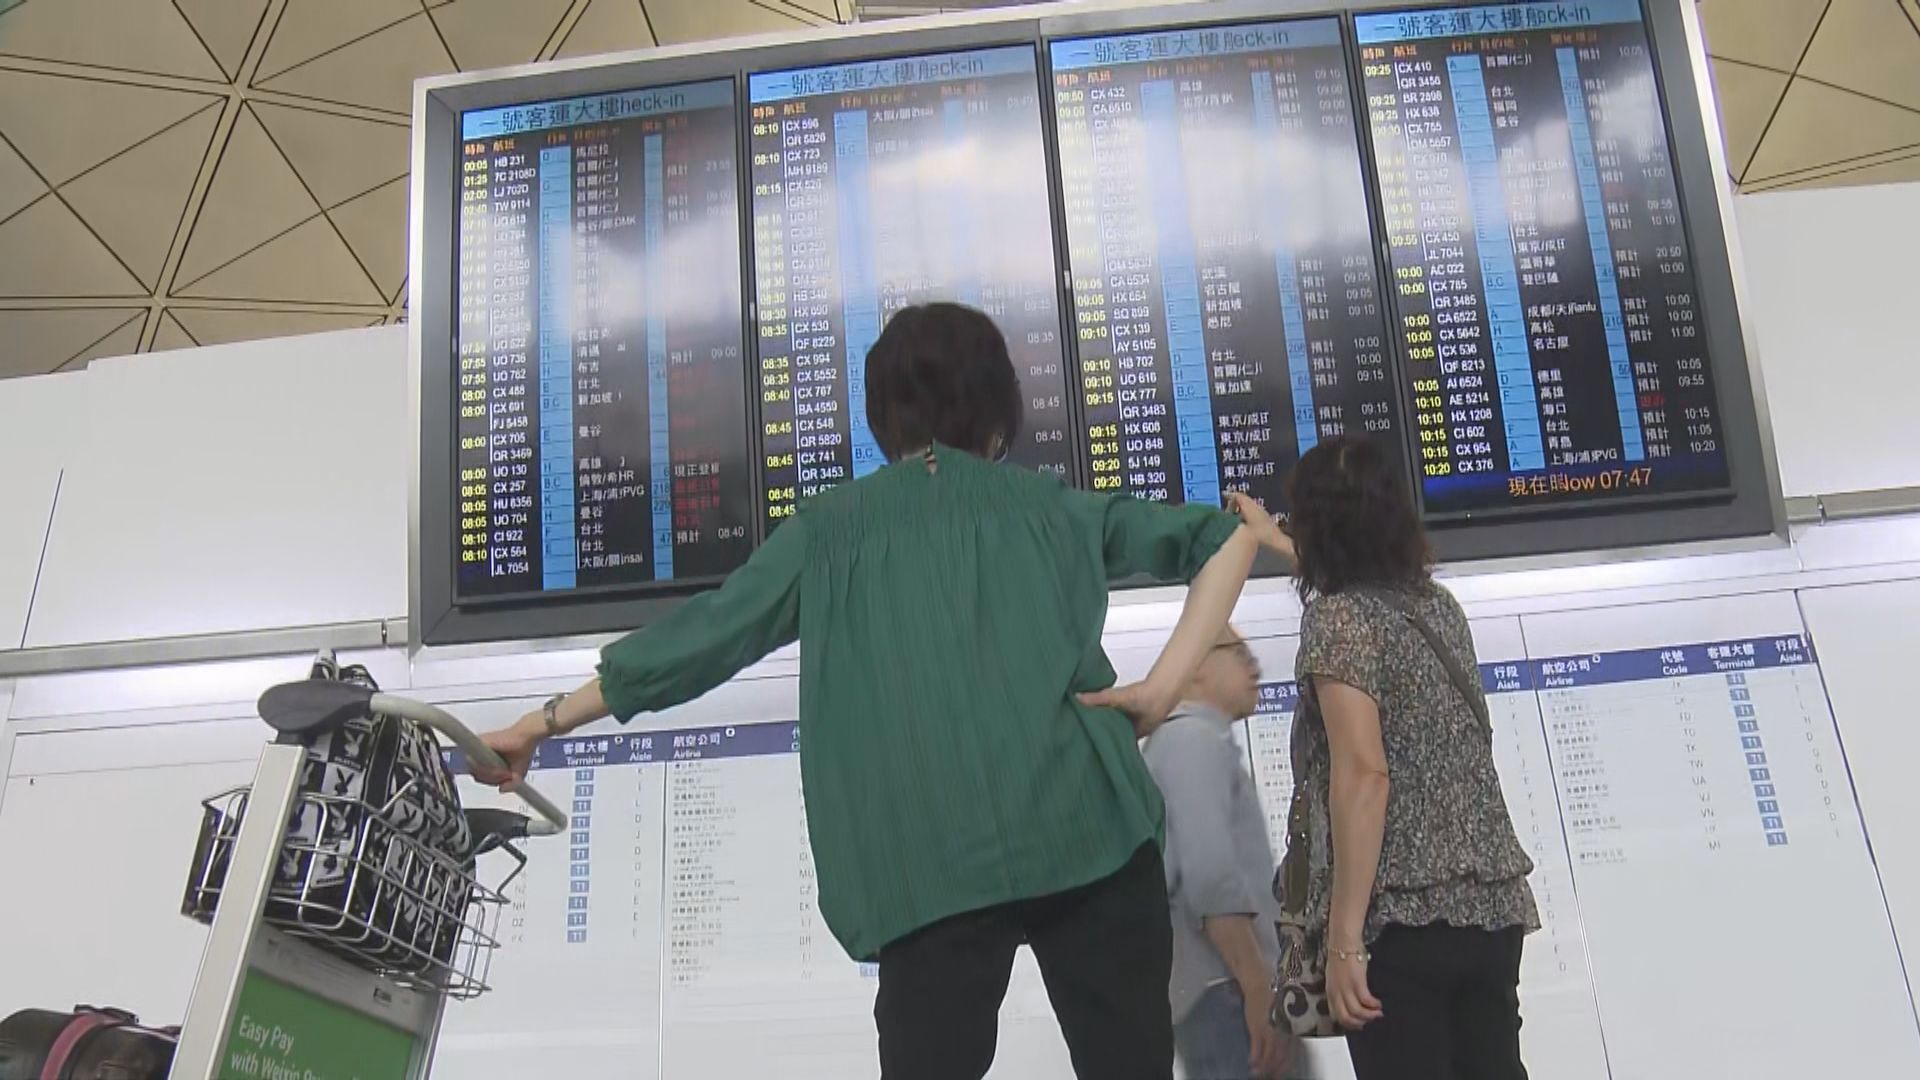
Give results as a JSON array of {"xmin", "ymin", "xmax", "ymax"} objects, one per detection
[{"xmin": 1248, "ymin": 435, "xmax": 1537, "ymax": 1080}]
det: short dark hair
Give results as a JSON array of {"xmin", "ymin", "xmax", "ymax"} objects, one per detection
[
  {"xmin": 1285, "ymin": 435, "xmax": 1431, "ymax": 600},
  {"xmin": 865, "ymin": 302, "xmax": 1022, "ymax": 461}
]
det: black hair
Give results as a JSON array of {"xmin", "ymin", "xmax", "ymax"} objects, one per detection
[
  {"xmin": 1285, "ymin": 435, "xmax": 1432, "ymax": 600},
  {"xmin": 864, "ymin": 302, "xmax": 1022, "ymax": 461}
]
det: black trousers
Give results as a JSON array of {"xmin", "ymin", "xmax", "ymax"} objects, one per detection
[
  {"xmin": 1345, "ymin": 923, "xmax": 1530, "ymax": 1080},
  {"xmin": 874, "ymin": 843, "xmax": 1174, "ymax": 1080}
]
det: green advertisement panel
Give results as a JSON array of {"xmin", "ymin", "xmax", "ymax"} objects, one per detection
[{"xmin": 218, "ymin": 971, "xmax": 419, "ymax": 1080}]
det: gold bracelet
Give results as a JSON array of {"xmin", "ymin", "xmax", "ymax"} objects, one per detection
[{"xmin": 1330, "ymin": 946, "xmax": 1372, "ymax": 963}]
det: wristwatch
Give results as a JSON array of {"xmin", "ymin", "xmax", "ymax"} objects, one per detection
[{"xmin": 542, "ymin": 693, "xmax": 566, "ymax": 738}]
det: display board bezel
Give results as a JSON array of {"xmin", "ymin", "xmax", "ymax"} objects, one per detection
[
  {"xmin": 1337, "ymin": 0, "xmax": 1779, "ymax": 559},
  {"xmin": 411, "ymin": 0, "xmax": 1784, "ymax": 649},
  {"xmin": 418, "ymin": 56, "xmax": 767, "ymax": 646}
]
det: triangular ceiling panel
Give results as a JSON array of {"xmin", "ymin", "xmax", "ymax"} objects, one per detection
[
  {"xmin": 170, "ymin": 307, "xmax": 384, "ymax": 348},
  {"xmin": 648, "ymin": 0, "xmax": 818, "ymax": 46},
  {"xmin": 0, "ymin": 140, "xmax": 46, "ymax": 224},
  {"xmin": 1744, "ymin": 79, "xmax": 1920, "ymax": 184},
  {"xmin": 0, "ymin": 308, "xmax": 144, "ymax": 378},
  {"xmin": 63, "ymin": 313, "xmax": 147, "ymax": 371},
  {"xmin": 176, "ymin": 108, "xmax": 322, "ymax": 287},
  {"xmin": 328, "ymin": 176, "xmax": 409, "ymax": 300},
  {"xmin": 557, "ymin": 0, "xmax": 655, "ymax": 60},
  {"xmin": 257, "ymin": 0, "xmax": 422, "ymax": 81},
  {"xmin": 150, "ymin": 310, "xmax": 199, "ymax": 352},
  {"xmin": 0, "ymin": 198, "xmax": 145, "ymax": 297},
  {"xmin": 1759, "ymin": 149, "xmax": 1920, "ymax": 193},
  {"xmin": 1709, "ymin": 61, "xmax": 1791, "ymax": 181},
  {"xmin": 253, "ymin": 102, "xmax": 409, "ymax": 208},
  {"xmin": 1797, "ymin": 0, "xmax": 1920, "ymax": 112},
  {"xmin": 63, "ymin": 107, "xmax": 220, "ymax": 290},
  {"xmin": 177, "ymin": 216, "xmax": 386, "ymax": 305},
  {"xmin": 430, "ymin": 0, "xmax": 573, "ymax": 70},
  {"xmin": 258, "ymin": 13, "xmax": 457, "ymax": 116},
  {"xmin": 1697, "ymin": 0, "xmax": 1828, "ymax": 71},
  {"xmin": 0, "ymin": 71, "xmax": 217, "ymax": 186},
  {"xmin": 0, "ymin": 0, "xmax": 226, "ymax": 81},
  {"xmin": 176, "ymin": 0, "xmax": 271, "ymax": 81}
]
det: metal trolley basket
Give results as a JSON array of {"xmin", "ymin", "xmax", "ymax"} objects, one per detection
[{"xmin": 168, "ymin": 664, "xmax": 567, "ymax": 1079}]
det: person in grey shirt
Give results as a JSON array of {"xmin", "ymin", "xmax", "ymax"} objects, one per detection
[{"xmin": 1144, "ymin": 626, "xmax": 1309, "ymax": 1080}]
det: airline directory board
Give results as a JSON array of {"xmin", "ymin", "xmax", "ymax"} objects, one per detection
[
  {"xmin": 425, "ymin": 593, "xmax": 1920, "ymax": 1078},
  {"xmin": 416, "ymin": 0, "xmax": 1774, "ymax": 643}
]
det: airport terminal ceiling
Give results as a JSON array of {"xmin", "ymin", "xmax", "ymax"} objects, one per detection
[{"xmin": 0, "ymin": 0, "xmax": 1918, "ymax": 378}]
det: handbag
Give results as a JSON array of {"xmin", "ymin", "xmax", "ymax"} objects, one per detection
[{"xmin": 1269, "ymin": 588, "xmax": 1491, "ymax": 1037}]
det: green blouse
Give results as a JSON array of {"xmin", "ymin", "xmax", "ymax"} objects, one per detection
[{"xmin": 597, "ymin": 447, "xmax": 1239, "ymax": 960}]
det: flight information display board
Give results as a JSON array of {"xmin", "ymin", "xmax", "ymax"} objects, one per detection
[
  {"xmin": 455, "ymin": 80, "xmax": 754, "ymax": 600},
  {"xmin": 1051, "ymin": 18, "xmax": 1401, "ymax": 510},
  {"xmin": 748, "ymin": 46, "xmax": 1075, "ymax": 524},
  {"xmin": 1357, "ymin": 0, "xmax": 1732, "ymax": 516}
]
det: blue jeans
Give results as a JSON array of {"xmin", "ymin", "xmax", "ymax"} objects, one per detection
[{"xmin": 1174, "ymin": 982, "xmax": 1313, "ymax": 1080}]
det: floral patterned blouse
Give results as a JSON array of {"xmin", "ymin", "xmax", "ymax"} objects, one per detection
[{"xmin": 1292, "ymin": 580, "xmax": 1540, "ymax": 943}]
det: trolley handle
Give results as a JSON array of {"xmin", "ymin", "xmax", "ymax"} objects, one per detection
[
  {"xmin": 369, "ymin": 694, "xmax": 569, "ymax": 837},
  {"xmin": 256, "ymin": 679, "xmax": 568, "ymax": 837}
]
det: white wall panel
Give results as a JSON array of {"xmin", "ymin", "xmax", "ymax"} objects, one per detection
[
  {"xmin": 23, "ymin": 326, "xmax": 409, "ymax": 646},
  {"xmin": 6, "ymin": 715, "xmax": 266, "ymax": 775},
  {"xmin": 1735, "ymin": 183, "xmax": 1920, "ymax": 497},
  {"xmin": 0, "ymin": 757, "xmax": 257, "ymax": 1023},
  {"xmin": 1798, "ymin": 580, "xmax": 1920, "ymax": 1009},
  {"xmin": 0, "ymin": 372, "xmax": 82, "ymax": 647}
]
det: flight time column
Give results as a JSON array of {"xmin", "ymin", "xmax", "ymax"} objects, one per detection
[
  {"xmin": 1053, "ymin": 68, "xmax": 1124, "ymax": 493},
  {"xmin": 751, "ymin": 102, "xmax": 800, "ymax": 526},
  {"xmin": 1365, "ymin": 43, "xmax": 1467, "ymax": 489},
  {"xmin": 487, "ymin": 137, "xmax": 538, "ymax": 588},
  {"xmin": 456, "ymin": 139, "xmax": 494, "ymax": 581}
]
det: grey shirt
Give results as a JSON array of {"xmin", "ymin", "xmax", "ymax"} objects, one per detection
[{"xmin": 1143, "ymin": 702, "xmax": 1283, "ymax": 1022}]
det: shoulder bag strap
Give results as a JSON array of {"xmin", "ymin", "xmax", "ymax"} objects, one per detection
[
  {"xmin": 1369, "ymin": 588, "xmax": 1491, "ymax": 735},
  {"xmin": 1275, "ymin": 784, "xmax": 1311, "ymax": 915}
]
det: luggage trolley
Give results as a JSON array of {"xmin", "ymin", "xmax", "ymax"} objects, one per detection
[{"xmin": 169, "ymin": 666, "xmax": 567, "ymax": 1080}]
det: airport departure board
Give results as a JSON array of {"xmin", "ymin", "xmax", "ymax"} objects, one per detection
[
  {"xmin": 1052, "ymin": 18, "xmax": 1401, "ymax": 510},
  {"xmin": 1358, "ymin": 0, "xmax": 1731, "ymax": 515},
  {"xmin": 748, "ymin": 46, "xmax": 1075, "ymax": 524},
  {"xmin": 455, "ymin": 81, "xmax": 754, "ymax": 599}
]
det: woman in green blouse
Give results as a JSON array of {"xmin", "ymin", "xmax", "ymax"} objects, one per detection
[{"xmin": 478, "ymin": 303, "xmax": 1260, "ymax": 1079}]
